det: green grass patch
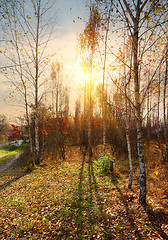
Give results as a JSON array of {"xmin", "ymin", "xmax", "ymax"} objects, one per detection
[
  {"xmin": 0, "ymin": 143, "xmax": 27, "ymax": 168},
  {"xmin": 0, "ymin": 150, "xmax": 20, "ymax": 168},
  {"xmin": 2, "ymin": 142, "xmax": 28, "ymax": 152},
  {"xmin": 0, "ymin": 149, "xmax": 8, "ymax": 157}
]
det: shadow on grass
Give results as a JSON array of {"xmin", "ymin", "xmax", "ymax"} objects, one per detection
[
  {"xmin": 89, "ymin": 156, "xmax": 114, "ymax": 239},
  {"xmin": 0, "ymin": 153, "xmax": 31, "ymax": 191},
  {"xmin": 51, "ymin": 154, "xmax": 166, "ymax": 239},
  {"xmin": 52, "ymin": 154, "xmax": 114, "ymax": 239},
  {"xmin": 0, "ymin": 169, "xmax": 31, "ymax": 190},
  {"xmin": 75, "ymin": 153, "xmax": 86, "ymax": 238},
  {"xmin": 143, "ymin": 203, "xmax": 168, "ymax": 240},
  {"xmin": 74, "ymin": 155, "xmax": 114, "ymax": 239},
  {"xmin": 111, "ymin": 176, "xmax": 168, "ymax": 240},
  {"xmin": 111, "ymin": 177, "xmax": 143, "ymax": 240}
]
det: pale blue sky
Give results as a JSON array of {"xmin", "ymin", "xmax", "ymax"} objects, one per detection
[{"xmin": 0, "ymin": 0, "xmax": 87, "ymax": 122}]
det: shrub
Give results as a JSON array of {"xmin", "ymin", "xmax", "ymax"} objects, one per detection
[{"xmin": 94, "ymin": 154, "xmax": 110, "ymax": 174}]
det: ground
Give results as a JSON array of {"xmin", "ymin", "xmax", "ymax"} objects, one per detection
[{"xmin": 0, "ymin": 146, "xmax": 168, "ymax": 239}]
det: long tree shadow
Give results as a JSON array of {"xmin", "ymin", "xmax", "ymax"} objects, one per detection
[
  {"xmin": 0, "ymin": 154, "xmax": 31, "ymax": 191},
  {"xmin": 89, "ymin": 156, "xmax": 115, "ymax": 239},
  {"xmin": 75, "ymin": 152, "xmax": 86, "ymax": 239},
  {"xmin": 0, "ymin": 169, "xmax": 31, "ymax": 190},
  {"xmin": 111, "ymin": 177, "xmax": 143, "ymax": 240},
  {"xmin": 143, "ymin": 203, "xmax": 168, "ymax": 239},
  {"xmin": 67, "ymin": 154, "xmax": 114, "ymax": 239},
  {"xmin": 89, "ymin": 158, "xmax": 116, "ymax": 240},
  {"xmin": 51, "ymin": 153, "xmax": 86, "ymax": 239}
]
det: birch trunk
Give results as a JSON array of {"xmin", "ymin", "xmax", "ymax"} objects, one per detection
[
  {"xmin": 14, "ymin": 26, "xmax": 34, "ymax": 166},
  {"xmin": 163, "ymin": 40, "xmax": 168, "ymax": 161},
  {"xmin": 123, "ymin": 30, "xmax": 133, "ymax": 189},
  {"xmin": 34, "ymin": 0, "xmax": 40, "ymax": 165},
  {"xmin": 102, "ymin": 1, "xmax": 112, "ymax": 157},
  {"xmin": 88, "ymin": 57, "xmax": 92, "ymax": 157},
  {"xmin": 157, "ymin": 68, "xmax": 161, "ymax": 148},
  {"xmin": 147, "ymin": 72, "xmax": 150, "ymax": 147},
  {"xmin": 125, "ymin": 81, "xmax": 133, "ymax": 189},
  {"xmin": 133, "ymin": 19, "xmax": 146, "ymax": 204},
  {"xmin": 126, "ymin": 125, "xmax": 133, "ymax": 189},
  {"xmin": 25, "ymin": 102, "xmax": 34, "ymax": 166},
  {"xmin": 35, "ymin": 104, "xmax": 40, "ymax": 165},
  {"xmin": 83, "ymin": 77, "xmax": 87, "ymax": 149}
]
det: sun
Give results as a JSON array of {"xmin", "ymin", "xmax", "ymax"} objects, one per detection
[
  {"xmin": 73, "ymin": 57, "xmax": 103, "ymax": 90},
  {"xmin": 73, "ymin": 58, "xmax": 90, "ymax": 86}
]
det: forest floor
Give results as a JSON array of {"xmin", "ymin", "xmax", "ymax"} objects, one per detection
[{"xmin": 0, "ymin": 145, "xmax": 168, "ymax": 239}]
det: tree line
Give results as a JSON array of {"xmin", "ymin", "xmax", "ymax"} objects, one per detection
[{"xmin": 0, "ymin": 0, "xmax": 168, "ymax": 205}]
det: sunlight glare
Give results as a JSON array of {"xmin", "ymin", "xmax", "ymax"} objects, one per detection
[{"xmin": 73, "ymin": 58, "xmax": 90, "ymax": 86}]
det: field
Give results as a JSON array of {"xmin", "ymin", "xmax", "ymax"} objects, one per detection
[
  {"xmin": 0, "ymin": 145, "xmax": 167, "ymax": 239},
  {"xmin": 0, "ymin": 144, "xmax": 168, "ymax": 239}
]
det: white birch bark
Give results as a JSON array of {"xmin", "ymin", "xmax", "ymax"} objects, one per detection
[
  {"xmin": 133, "ymin": 18, "xmax": 146, "ymax": 204},
  {"xmin": 34, "ymin": 0, "xmax": 41, "ymax": 165},
  {"xmin": 125, "ymin": 76, "xmax": 133, "ymax": 189},
  {"xmin": 163, "ymin": 39, "xmax": 168, "ymax": 161},
  {"xmin": 157, "ymin": 68, "xmax": 161, "ymax": 148},
  {"xmin": 118, "ymin": 0, "xmax": 147, "ymax": 203},
  {"xmin": 102, "ymin": 1, "xmax": 112, "ymax": 157}
]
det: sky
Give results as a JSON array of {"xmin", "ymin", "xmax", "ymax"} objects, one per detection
[{"xmin": 0, "ymin": 0, "xmax": 88, "ymax": 123}]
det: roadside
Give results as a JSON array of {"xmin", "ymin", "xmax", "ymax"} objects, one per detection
[
  {"xmin": 0, "ymin": 152, "xmax": 23, "ymax": 173},
  {"xmin": 0, "ymin": 141, "xmax": 27, "ymax": 169},
  {"xmin": 0, "ymin": 142, "xmax": 30, "ymax": 191},
  {"xmin": 0, "ymin": 140, "xmax": 24, "ymax": 147},
  {"xmin": 0, "ymin": 149, "xmax": 30, "ymax": 191}
]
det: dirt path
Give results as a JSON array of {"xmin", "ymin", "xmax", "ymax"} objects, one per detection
[
  {"xmin": 0, "ymin": 153, "xmax": 8, "ymax": 159},
  {"xmin": 0, "ymin": 152, "xmax": 23, "ymax": 173}
]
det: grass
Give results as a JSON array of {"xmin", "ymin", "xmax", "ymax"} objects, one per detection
[
  {"xmin": 0, "ymin": 149, "xmax": 8, "ymax": 156},
  {"xmin": 0, "ymin": 145, "xmax": 167, "ymax": 239},
  {"xmin": 0, "ymin": 143, "xmax": 28, "ymax": 168}
]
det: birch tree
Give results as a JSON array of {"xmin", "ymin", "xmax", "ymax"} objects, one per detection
[
  {"xmin": 79, "ymin": 1, "xmax": 101, "ymax": 156},
  {"xmin": 97, "ymin": 0, "xmax": 113, "ymax": 157},
  {"xmin": 2, "ymin": 0, "xmax": 56, "ymax": 165},
  {"xmin": 95, "ymin": 0, "xmax": 168, "ymax": 204},
  {"xmin": 163, "ymin": 37, "xmax": 168, "ymax": 161},
  {"xmin": 117, "ymin": 0, "xmax": 168, "ymax": 204}
]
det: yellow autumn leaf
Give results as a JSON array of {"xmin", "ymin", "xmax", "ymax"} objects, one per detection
[{"xmin": 154, "ymin": 86, "xmax": 159, "ymax": 93}]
